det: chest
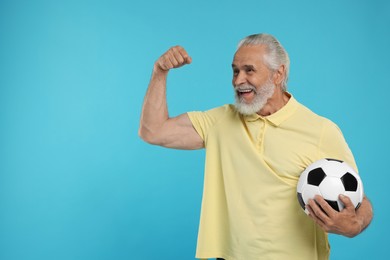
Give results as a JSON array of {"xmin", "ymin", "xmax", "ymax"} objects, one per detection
[{"xmin": 209, "ymin": 118, "xmax": 323, "ymax": 182}]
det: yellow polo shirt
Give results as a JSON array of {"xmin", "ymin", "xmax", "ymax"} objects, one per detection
[{"xmin": 187, "ymin": 95, "xmax": 357, "ymax": 260}]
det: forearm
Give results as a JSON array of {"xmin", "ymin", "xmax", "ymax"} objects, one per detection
[
  {"xmin": 355, "ymin": 196, "xmax": 373, "ymax": 234},
  {"xmin": 139, "ymin": 66, "xmax": 169, "ymax": 143}
]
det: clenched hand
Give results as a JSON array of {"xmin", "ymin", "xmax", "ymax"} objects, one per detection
[{"xmin": 154, "ymin": 46, "xmax": 192, "ymax": 73}]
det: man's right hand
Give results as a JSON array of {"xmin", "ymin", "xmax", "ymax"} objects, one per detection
[{"xmin": 154, "ymin": 46, "xmax": 192, "ymax": 73}]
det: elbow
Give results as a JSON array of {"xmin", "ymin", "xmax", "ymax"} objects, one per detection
[
  {"xmin": 138, "ymin": 126, "xmax": 152, "ymax": 144},
  {"xmin": 138, "ymin": 125, "xmax": 161, "ymax": 145}
]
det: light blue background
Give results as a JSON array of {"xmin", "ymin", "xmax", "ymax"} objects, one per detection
[{"xmin": 1, "ymin": 0, "xmax": 389, "ymax": 259}]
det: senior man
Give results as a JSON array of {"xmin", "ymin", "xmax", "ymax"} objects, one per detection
[{"xmin": 139, "ymin": 33, "xmax": 373, "ymax": 260}]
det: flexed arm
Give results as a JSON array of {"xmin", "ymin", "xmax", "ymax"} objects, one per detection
[{"xmin": 139, "ymin": 46, "xmax": 204, "ymax": 150}]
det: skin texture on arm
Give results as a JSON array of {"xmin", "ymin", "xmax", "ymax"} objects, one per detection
[
  {"xmin": 307, "ymin": 194, "xmax": 373, "ymax": 238},
  {"xmin": 139, "ymin": 46, "xmax": 204, "ymax": 150}
]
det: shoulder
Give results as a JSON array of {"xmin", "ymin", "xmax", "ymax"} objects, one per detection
[
  {"xmin": 187, "ymin": 104, "xmax": 236, "ymax": 125},
  {"xmin": 287, "ymin": 97, "xmax": 334, "ymax": 129},
  {"xmin": 187, "ymin": 104, "xmax": 237, "ymax": 140},
  {"xmin": 287, "ymin": 97, "xmax": 346, "ymax": 144}
]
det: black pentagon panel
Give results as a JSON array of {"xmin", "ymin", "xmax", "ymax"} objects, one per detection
[
  {"xmin": 341, "ymin": 172, "xmax": 358, "ymax": 191},
  {"xmin": 355, "ymin": 202, "xmax": 362, "ymax": 210},
  {"xmin": 297, "ymin": 193, "xmax": 305, "ymax": 210},
  {"xmin": 307, "ymin": 167, "xmax": 326, "ymax": 186},
  {"xmin": 325, "ymin": 158, "xmax": 343, "ymax": 163},
  {"xmin": 325, "ymin": 199, "xmax": 340, "ymax": 212}
]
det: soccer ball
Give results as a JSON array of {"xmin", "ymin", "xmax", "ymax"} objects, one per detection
[{"xmin": 297, "ymin": 158, "xmax": 363, "ymax": 214}]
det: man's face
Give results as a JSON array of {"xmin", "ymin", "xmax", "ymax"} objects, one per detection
[{"xmin": 232, "ymin": 45, "xmax": 275, "ymax": 115}]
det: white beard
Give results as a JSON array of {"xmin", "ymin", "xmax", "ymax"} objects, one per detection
[{"xmin": 234, "ymin": 81, "xmax": 275, "ymax": 115}]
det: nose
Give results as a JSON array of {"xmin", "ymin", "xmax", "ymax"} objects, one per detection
[{"xmin": 233, "ymin": 71, "xmax": 246, "ymax": 86}]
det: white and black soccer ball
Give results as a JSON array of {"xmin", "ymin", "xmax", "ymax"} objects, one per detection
[{"xmin": 297, "ymin": 158, "xmax": 363, "ymax": 214}]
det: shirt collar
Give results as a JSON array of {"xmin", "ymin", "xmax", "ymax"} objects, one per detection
[{"xmin": 242, "ymin": 93, "xmax": 299, "ymax": 126}]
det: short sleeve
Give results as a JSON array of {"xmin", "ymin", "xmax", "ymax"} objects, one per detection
[
  {"xmin": 187, "ymin": 105, "xmax": 229, "ymax": 141},
  {"xmin": 319, "ymin": 119, "xmax": 358, "ymax": 173}
]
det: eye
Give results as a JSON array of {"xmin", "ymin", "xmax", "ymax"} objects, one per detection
[
  {"xmin": 233, "ymin": 69, "xmax": 239, "ymax": 76},
  {"xmin": 246, "ymin": 68, "xmax": 254, "ymax": 73}
]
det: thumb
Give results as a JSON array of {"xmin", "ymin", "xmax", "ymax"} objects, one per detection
[{"xmin": 339, "ymin": 194, "xmax": 355, "ymax": 210}]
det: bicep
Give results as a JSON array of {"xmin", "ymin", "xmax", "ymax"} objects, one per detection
[{"xmin": 158, "ymin": 113, "xmax": 204, "ymax": 150}]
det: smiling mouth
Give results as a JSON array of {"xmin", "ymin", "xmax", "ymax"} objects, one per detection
[
  {"xmin": 238, "ymin": 89, "xmax": 253, "ymax": 94},
  {"xmin": 237, "ymin": 89, "xmax": 255, "ymax": 97}
]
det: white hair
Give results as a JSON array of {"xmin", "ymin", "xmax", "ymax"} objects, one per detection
[{"xmin": 237, "ymin": 33, "xmax": 290, "ymax": 91}]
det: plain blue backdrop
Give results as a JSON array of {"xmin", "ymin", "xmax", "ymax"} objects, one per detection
[{"xmin": 1, "ymin": 0, "xmax": 389, "ymax": 259}]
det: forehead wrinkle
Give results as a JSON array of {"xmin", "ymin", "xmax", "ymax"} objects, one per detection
[{"xmin": 234, "ymin": 45, "xmax": 266, "ymax": 66}]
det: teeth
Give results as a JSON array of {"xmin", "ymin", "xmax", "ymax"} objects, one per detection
[{"xmin": 239, "ymin": 89, "xmax": 252, "ymax": 93}]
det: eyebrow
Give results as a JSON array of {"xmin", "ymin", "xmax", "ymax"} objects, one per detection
[{"xmin": 232, "ymin": 64, "xmax": 256, "ymax": 70}]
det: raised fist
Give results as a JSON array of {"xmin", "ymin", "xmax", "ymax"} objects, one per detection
[{"xmin": 155, "ymin": 46, "xmax": 192, "ymax": 72}]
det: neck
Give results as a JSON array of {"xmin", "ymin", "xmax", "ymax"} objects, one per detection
[{"xmin": 258, "ymin": 89, "xmax": 290, "ymax": 116}]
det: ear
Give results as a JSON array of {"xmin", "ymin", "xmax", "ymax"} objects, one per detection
[{"xmin": 273, "ymin": 64, "xmax": 286, "ymax": 87}]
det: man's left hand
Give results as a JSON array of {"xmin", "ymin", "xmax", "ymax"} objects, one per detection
[{"xmin": 306, "ymin": 194, "xmax": 363, "ymax": 238}]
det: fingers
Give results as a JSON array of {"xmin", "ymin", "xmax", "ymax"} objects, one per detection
[
  {"xmin": 306, "ymin": 204, "xmax": 327, "ymax": 229},
  {"xmin": 172, "ymin": 46, "xmax": 192, "ymax": 65},
  {"xmin": 307, "ymin": 196, "xmax": 332, "ymax": 220},
  {"xmin": 307, "ymin": 196, "xmax": 334, "ymax": 233},
  {"xmin": 155, "ymin": 46, "xmax": 192, "ymax": 72},
  {"xmin": 307, "ymin": 194, "xmax": 358, "ymax": 235},
  {"xmin": 314, "ymin": 195, "xmax": 336, "ymax": 217}
]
